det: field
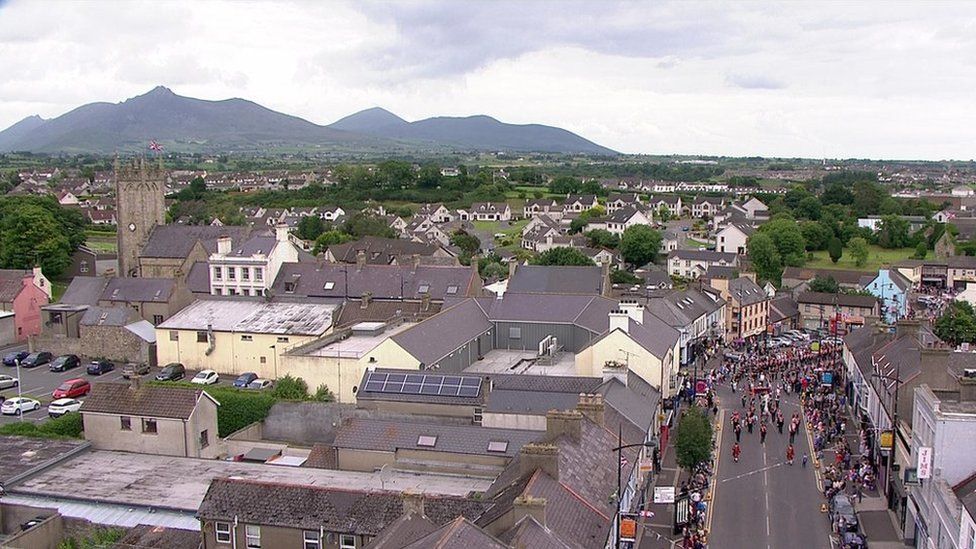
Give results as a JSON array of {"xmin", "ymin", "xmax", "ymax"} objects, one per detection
[
  {"xmin": 84, "ymin": 229, "xmax": 117, "ymax": 253},
  {"xmin": 472, "ymin": 219, "xmax": 530, "ymax": 251},
  {"xmin": 805, "ymin": 245, "xmax": 924, "ymax": 272}
]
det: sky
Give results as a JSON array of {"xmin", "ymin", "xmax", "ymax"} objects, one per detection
[{"xmin": 0, "ymin": 0, "xmax": 975, "ymax": 160}]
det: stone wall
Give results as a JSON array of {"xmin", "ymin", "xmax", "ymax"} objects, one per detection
[{"xmin": 32, "ymin": 324, "xmax": 152, "ymax": 364}]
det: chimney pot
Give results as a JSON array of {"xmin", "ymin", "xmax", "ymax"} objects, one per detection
[
  {"xmin": 519, "ymin": 443, "xmax": 560, "ymax": 480},
  {"xmin": 217, "ymin": 235, "xmax": 232, "ymax": 255},
  {"xmin": 513, "ymin": 496, "xmax": 547, "ymax": 527},
  {"xmin": 401, "ymin": 490, "xmax": 425, "ymax": 516}
]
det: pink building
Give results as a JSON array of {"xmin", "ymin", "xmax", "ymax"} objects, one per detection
[{"xmin": 0, "ymin": 268, "xmax": 49, "ymax": 342}]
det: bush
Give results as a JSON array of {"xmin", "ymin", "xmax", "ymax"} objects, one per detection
[
  {"xmin": 314, "ymin": 385, "xmax": 335, "ymax": 402},
  {"xmin": 42, "ymin": 412, "xmax": 84, "ymax": 437},
  {"xmin": 58, "ymin": 526, "xmax": 125, "ymax": 549},
  {"xmin": 675, "ymin": 407, "xmax": 713, "ymax": 471},
  {"xmin": 271, "ymin": 374, "xmax": 309, "ymax": 400},
  {"xmin": 149, "ymin": 382, "xmax": 278, "ymax": 438}
]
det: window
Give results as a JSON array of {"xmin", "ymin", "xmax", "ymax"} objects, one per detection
[
  {"xmin": 197, "ymin": 331, "xmax": 209, "ymax": 343},
  {"xmin": 509, "ymin": 327, "xmax": 521, "ymax": 340},
  {"xmin": 215, "ymin": 522, "xmax": 231, "ymax": 544},
  {"xmin": 473, "ymin": 407, "xmax": 483, "ymax": 425},
  {"xmin": 417, "ymin": 435, "xmax": 437, "ymax": 447},
  {"xmin": 228, "ymin": 267, "xmax": 236, "ymax": 280},
  {"xmin": 339, "ymin": 534, "xmax": 356, "ymax": 549},
  {"xmin": 80, "ymin": 261, "xmax": 89, "ymax": 273},
  {"xmin": 228, "ymin": 288, "xmax": 238, "ymax": 296},
  {"xmin": 200, "ymin": 429, "xmax": 209, "ymax": 448},
  {"xmin": 169, "ymin": 330, "xmax": 179, "ymax": 341},
  {"xmin": 152, "ymin": 314, "xmax": 164, "ymax": 325},
  {"xmin": 255, "ymin": 268, "xmax": 263, "ymax": 281},
  {"xmin": 241, "ymin": 335, "xmax": 253, "ymax": 342},
  {"xmin": 245, "ymin": 525, "xmax": 260, "ymax": 548},
  {"xmin": 260, "ymin": 356, "xmax": 267, "ymax": 364},
  {"xmin": 324, "ymin": 281, "xmax": 335, "ymax": 290},
  {"xmin": 277, "ymin": 336, "xmax": 289, "ymax": 343},
  {"xmin": 242, "ymin": 268, "xmax": 250, "ymax": 281},
  {"xmin": 213, "ymin": 267, "xmax": 222, "ymax": 280},
  {"xmin": 303, "ymin": 531, "xmax": 321, "ymax": 549},
  {"xmin": 487, "ymin": 440, "xmax": 508, "ymax": 453},
  {"xmin": 142, "ymin": 418, "xmax": 157, "ymax": 434},
  {"xmin": 418, "ymin": 284, "xmax": 430, "ymax": 294},
  {"xmin": 120, "ymin": 416, "xmax": 131, "ymax": 431},
  {"xmin": 446, "ymin": 285, "xmax": 459, "ymax": 295},
  {"xmin": 284, "ymin": 281, "xmax": 296, "ymax": 293}
]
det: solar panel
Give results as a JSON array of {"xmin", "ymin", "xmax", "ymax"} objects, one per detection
[
  {"xmin": 461, "ymin": 377, "xmax": 481, "ymax": 388},
  {"xmin": 405, "ymin": 374, "xmax": 426, "ymax": 384},
  {"xmin": 420, "ymin": 384, "xmax": 440, "ymax": 395},
  {"xmin": 458, "ymin": 386, "xmax": 480, "ymax": 397},
  {"xmin": 362, "ymin": 372, "xmax": 481, "ymax": 397},
  {"xmin": 402, "ymin": 382, "xmax": 422, "ymax": 394}
]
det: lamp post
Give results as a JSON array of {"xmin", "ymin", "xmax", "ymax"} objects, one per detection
[
  {"xmin": 612, "ymin": 425, "xmax": 658, "ymax": 549},
  {"xmin": 269, "ymin": 344, "xmax": 278, "ymax": 379}
]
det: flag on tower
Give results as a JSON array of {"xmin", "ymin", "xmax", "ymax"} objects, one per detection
[{"xmin": 149, "ymin": 140, "xmax": 162, "ymax": 152}]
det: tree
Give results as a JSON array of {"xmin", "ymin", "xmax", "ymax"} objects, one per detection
[
  {"xmin": 176, "ymin": 176, "xmax": 207, "ymax": 201},
  {"xmin": 0, "ymin": 204, "xmax": 72, "ymax": 278},
  {"xmin": 848, "ymin": 237, "xmax": 870, "ymax": 267},
  {"xmin": 657, "ymin": 204, "xmax": 672, "ymax": 222},
  {"xmin": 450, "ymin": 230, "xmax": 481, "ymax": 256},
  {"xmin": 619, "ymin": 225, "xmax": 662, "ymax": 267},
  {"xmin": 758, "ymin": 218, "xmax": 806, "ymax": 267},
  {"xmin": 271, "ymin": 374, "xmax": 309, "ymax": 400},
  {"xmin": 312, "ymin": 230, "xmax": 355, "ymax": 255},
  {"xmin": 808, "ymin": 275, "xmax": 839, "ymax": 293},
  {"xmin": 913, "ymin": 241, "xmax": 928, "ymax": 260},
  {"xmin": 935, "ymin": 301, "xmax": 976, "ymax": 346},
  {"xmin": 675, "ymin": 407, "xmax": 713, "ymax": 471},
  {"xmin": 747, "ymin": 233, "xmax": 783, "ymax": 285},
  {"xmin": 549, "ymin": 176, "xmax": 582, "ymax": 194},
  {"xmin": 828, "ymin": 237, "xmax": 844, "ymax": 264},
  {"xmin": 341, "ymin": 213, "xmax": 396, "ymax": 238},
  {"xmin": 295, "ymin": 215, "xmax": 325, "ymax": 241},
  {"xmin": 800, "ymin": 222, "xmax": 831, "ymax": 251},
  {"xmin": 795, "ymin": 196, "xmax": 822, "ymax": 220},
  {"xmin": 533, "ymin": 247, "xmax": 595, "ymax": 266},
  {"xmin": 876, "ymin": 215, "xmax": 911, "ymax": 248},
  {"xmin": 822, "ymin": 181, "xmax": 854, "ymax": 206},
  {"xmin": 610, "ymin": 269, "xmax": 642, "ymax": 285},
  {"xmin": 585, "ymin": 229, "xmax": 619, "ymax": 249},
  {"xmin": 416, "ymin": 164, "xmax": 443, "ymax": 189}
]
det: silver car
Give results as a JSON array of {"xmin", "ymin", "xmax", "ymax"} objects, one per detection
[{"xmin": 0, "ymin": 374, "xmax": 19, "ymax": 390}]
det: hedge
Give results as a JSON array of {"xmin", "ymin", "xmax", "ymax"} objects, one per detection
[
  {"xmin": 0, "ymin": 412, "xmax": 84, "ymax": 439},
  {"xmin": 148, "ymin": 382, "xmax": 277, "ymax": 437}
]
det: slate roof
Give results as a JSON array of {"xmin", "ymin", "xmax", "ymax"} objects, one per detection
[
  {"xmin": 336, "ymin": 300, "xmax": 443, "ymax": 328},
  {"xmin": 0, "ymin": 276, "xmax": 26, "ymax": 302},
  {"xmin": 81, "ymin": 383, "xmax": 215, "ymax": 419},
  {"xmin": 484, "ymin": 390, "xmax": 583, "ymax": 415},
  {"xmin": 506, "ymin": 265, "xmax": 605, "ymax": 295},
  {"xmin": 334, "ymin": 418, "xmax": 540, "ymax": 458},
  {"xmin": 329, "ymin": 236, "xmax": 442, "ymax": 265},
  {"xmin": 365, "ymin": 512, "xmax": 438, "ymax": 549},
  {"xmin": 100, "ymin": 277, "xmax": 174, "ymax": 303},
  {"xmin": 59, "ymin": 276, "xmax": 109, "ymax": 305},
  {"xmin": 402, "ymin": 517, "xmax": 508, "ymax": 549},
  {"xmin": 111, "ymin": 525, "xmax": 203, "ymax": 549},
  {"xmin": 704, "ymin": 265, "xmax": 737, "ymax": 280},
  {"xmin": 668, "ymin": 249, "xmax": 737, "ymax": 263},
  {"xmin": 729, "ymin": 277, "xmax": 767, "ymax": 306},
  {"xmin": 272, "ymin": 262, "xmax": 476, "ymax": 300},
  {"xmin": 80, "ymin": 306, "xmax": 138, "ymax": 327},
  {"xmin": 797, "ymin": 292, "xmax": 878, "ymax": 309},
  {"xmin": 598, "ymin": 377, "xmax": 658, "ymax": 435},
  {"xmin": 391, "ymin": 299, "xmax": 492, "ymax": 366},
  {"xmin": 497, "ymin": 516, "xmax": 573, "ymax": 549},
  {"xmin": 949, "ymin": 256, "xmax": 976, "ymax": 269},
  {"xmin": 197, "ymin": 478, "xmax": 487, "ymax": 534},
  {"xmin": 141, "ymin": 225, "xmax": 252, "ymax": 259},
  {"xmin": 484, "ymin": 294, "xmax": 615, "ymax": 334},
  {"xmin": 769, "ymin": 296, "xmax": 800, "ymax": 324},
  {"xmin": 954, "ymin": 472, "xmax": 976, "ymax": 523},
  {"xmin": 782, "ymin": 267, "xmax": 870, "ymax": 286}
]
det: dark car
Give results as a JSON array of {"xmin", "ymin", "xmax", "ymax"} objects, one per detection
[
  {"xmin": 20, "ymin": 352, "xmax": 53, "ymax": 368},
  {"xmin": 233, "ymin": 372, "xmax": 258, "ymax": 388},
  {"xmin": 122, "ymin": 363, "xmax": 150, "ymax": 379},
  {"xmin": 3, "ymin": 350, "xmax": 29, "ymax": 366},
  {"xmin": 829, "ymin": 494, "xmax": 859, "ymax": 533},
  {"xmin": 87, "ymin": 360, "xmax": 115, "ymax": 375},
  {"xmin": 155, "ymin": 363, "xmax": 186, "ymax": 381},
  {"xmin": 49, "ymin": 354, "xmax": 81, "ymax": 372}
]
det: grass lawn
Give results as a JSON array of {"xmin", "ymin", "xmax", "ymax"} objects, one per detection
[
  {"xmin": 85, "ymin": 229, "xmax": 117, "ymax": 253},
  {"xmin": 52, "ymin": 281, "xmax": 68, "ymax": 302},
  {"xmin": 806, "ymin": 245, "xmax": 924, "ymax": 272},
  {"xmin": 685, "ymin": 238, "xmax": 710, "ymax": 249},
  {"xmin": 472, "ymin": 219, "xmax": 530, "ymax": 251}
]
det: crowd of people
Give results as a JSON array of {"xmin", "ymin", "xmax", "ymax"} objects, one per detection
[{"xmin": 677, "ymin": 458, "xmax": 712, "ymax": 549}]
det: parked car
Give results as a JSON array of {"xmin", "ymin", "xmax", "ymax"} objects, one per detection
[
  {"xmin": 248, "ymin": 379, "xmax": 274, "ymax": 391},
  {"xmin": 155, "ymin": 363, "xmax": 186, "ymax": 381},
  {"xmin": 233, "ymin": 372, "xmax": 258, "ymax": 388},
  {"xmin": 49, "ymin": 354, "xmax": 81, "ymax": 372},
  {"xmin": 122, "ymin": 363, "xmax": 150, "ymax": 379},
  {"xmin": 1, "ymin": 397, "xmax": 40, "ymax": 415},
  {"xmin": 52, "ymin": 378, "xmax": 91, "ymax": 399},
  {"xmin": 191, "ymin": 370, "xmax": 219, "ymax": 385},
  {"xmin": 19, "ymin": 516, "xmax": 48, "ymax": 531},
  {"xmin": 48, "ymin": 398, "xmax": 83, "ymax": 417},
  {"xmin": 2, "ymin": 350, "xmax": 29, "ymax": 366},
  {"xmin": 829, "ymin": 494, "xmax": 859, "ymax": 533},
  {"xmin": 0, "ymin": 374, "xmax": 19, "ymax": 390},
  {"xmin": 87, "ymin": 360, "xmax": 115, "ymax": 376},
  {"xmin": 20, "ymin": 352, "xmax": 53, "ymax": 368},
  {"xmin": 724, "ymin": 352, "xmax": 744, "ymax": 362}
]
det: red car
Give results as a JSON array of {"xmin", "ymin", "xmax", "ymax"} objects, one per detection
[{"xmin": 52, "ymin": 379, "xmax": 91, "ymax": 399}]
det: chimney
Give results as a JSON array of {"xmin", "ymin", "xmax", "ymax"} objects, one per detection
[
  {"xmin": 601, "ymin": 259, "xmax": 611, "ymax": 297},
  {"xmin": 618, "ymin": 300, "xmax": 644, "ymax": 323},
  {"xmin": 508, "ymin": 260, "xmax": 517, "ymax": 280},
  {"xmin": 421, "ymin": 292, "xmax": 431, "ymax": 312},
  {"xmin": 411, "ymin": 253, "xmax": 421, "ymax": 272},
  {"xmin": 275, "ymin": 224, "xmax": 289, "ymax": 243},
  {"xmin": 361, "ymin": 292, "xmax": 372, "ymax": 309},
  {"xmin": 519, "ymin": 444, "xmax": 560, "ymax": 480},
  {"xmin": 217, "ymin": 235, "xmax": 232, "ymax": 255},
  {"xmin": 609, "ymin": 310, "xmax": 629, "ymax": 333},
  {"xmin": 401, "ymin": 490, "xmax": 425, "ymax": 516},
  {"xmin": 32, "ymin": 265, "xmax": 42, "ymax": 282},
  {"xmin": 356, "ymin": 249, "xmax": 367, "ymax": 271},
  {"xmin": 546, "ymin": 409, "xmax": 582, "ymax": 442},
  {"xmin": 896, "ymin": 319, "xmax": 921, "ymax": 340},
  {"xmin": 513, "ymin": 496, "xmax": 546, "ymax": 527},
  {"xmin": 129, "ymin": 375, "xmax": 142, "ymax": 391},
  {"xmin": 577, "ymin": 393, "xmax": 605, "ymax": 426}
]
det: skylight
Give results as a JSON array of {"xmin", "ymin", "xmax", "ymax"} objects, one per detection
[
  {"xmin": 417, "ymin": 435, "xmax": 437, "ymax": 447},
  {"xmin": 446, "ymin": 285, "xmax": 458, "ymax": 295},
  {"xmin": 487, "ymin": 441, "xmax": 509, "ymax": 453},
  {"xmin": 323, "ymin": 281, "xmax": 335, "ymax": 290},
  {"xmin": 418, "ymin": 284, "xmax": 430, "ymax": 294}
]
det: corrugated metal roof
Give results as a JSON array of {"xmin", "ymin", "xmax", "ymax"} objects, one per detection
[{"xmin": 0, "ymin": 494, "xmax": 200, "ymax": 530}]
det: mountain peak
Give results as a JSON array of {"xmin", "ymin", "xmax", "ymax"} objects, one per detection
[
  {"xmin": 148, "ymin": 85, "xmax": 175, "ymax": 96},
  {"xmin": 329, "ymin": 107, "xmax": 408, "ymax": 133}
]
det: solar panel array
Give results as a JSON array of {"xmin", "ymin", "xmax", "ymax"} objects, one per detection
[{"xmin": 362, "ymin": 372, "xmax": 481, "ymax": 397}]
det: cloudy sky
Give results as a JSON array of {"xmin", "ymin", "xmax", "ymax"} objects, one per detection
[{"xmin": 0, "ymin": 0, "xmax": 974, "ymax": 160}]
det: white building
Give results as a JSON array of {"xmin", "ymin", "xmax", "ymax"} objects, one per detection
[
  {"xmin": 208, "ymin": 226, "xmax": 300, "ymax": 297},
  {"xmin": 715, "ymin": 223, "xmax": 755, "ymax": 255}
]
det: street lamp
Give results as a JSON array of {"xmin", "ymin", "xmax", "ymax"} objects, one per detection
[{"xmin": 611, "ymin": 424, "xmax": 659, "ymax": 549}]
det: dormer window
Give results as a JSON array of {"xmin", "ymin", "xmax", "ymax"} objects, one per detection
[{"xmin": 284, "ymin": 282, "xmax": 296, "ymax": 293}]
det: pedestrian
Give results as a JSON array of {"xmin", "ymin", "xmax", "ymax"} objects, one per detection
[
  {"xmin": 802, "ymin": 453, "xmax": 808, "ymax": 468},
  {"xmin": 777, "ymin": 414, "xmax": 784, "ymax": 434},
  {"xmin": 760, "ymin": 423, "xmax": 767, "ymax": 444},
  {"xmin": 734, "ymin": 423, "xmax": 741, "ymax": 442},
  {"xmin": 786, "ymin": 444, "xmax": 795, "ymax": 465},
  {"xmin": 732, "ymin": 442, "xmax": 741, "ymax": 463}
]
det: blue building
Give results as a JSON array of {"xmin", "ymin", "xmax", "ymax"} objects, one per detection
[{"xmin": 864, "ymin": 268, "xmax": 911, "ymax": 322}]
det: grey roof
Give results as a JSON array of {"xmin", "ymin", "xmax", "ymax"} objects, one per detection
[
  {"xmin": 111, "ymin": 525, "xmax": 203, "ymax": 549},
  {"xmin": 0, "ymin": 435, "xmax": 89, "ymax": 485},
  {"xmin": 598, "ymin": 376, "xmax": 658, "ymax": 434},
  {"xmin": 80, "ymin": 306, "xmax": 138, "ymax": 327},
  {"xmin": 484, "ymin": 390, "xmax": 583, "ymax": 414},
  {"xmin": 627, "ymin": 310, "xmax": 681, "ymax": 357},
  {"xmin": 769, "ymin": 296, "xmax": 799, "ymax": 324},
  {"xmin": 235, "ymin": 234, "xmax": 278, "ymax": 256},
  {"xmin": 797, "ymin": 291, "xmax": 878, "ymax": 309},
  {"xmin": 606, "ymin": 205, "xmax": 646, "ymax": 223},
  {"xmin": 140, "ymin": 225, "xmax": 252, "ymax": 259},
  {"xmin": 954, "ymin": 473, "xmax": 976, "ymax": 522},
  {"xmin": 489, "ymin": 374, "xmax": 603, "ymax": 393},
  {"xmin": 329, "ymin": 236, "xmax": 442, "ymax": 265},
  {"xmin": 729, "ymin": 277, "xmax": 767, "ymax": 306},
  {"xmin": 391, "ymin": 299, "xmax": 492, "ymax": 366},
  {"xmin": 485, "ymin": 294, "xmax": 616, "ymax": 334},
  {"xmin": 403, "ymin": 517, "xmax": 508, "ymax": 549},
  {"xmin": 101, "ymin": 277, "xmax": 175, "ymax": 303},
  {"xmin": 705, "ymin": 265, "xmax": 737, "ymax": 280},
  {"xmin": 782, "ymin": 267, "xmax": 870, "ymax": 286},
  {"xmin": 498, "ymin": 515, "xmax": 573, "ymax": 549},
  {"xmin": 272, "ymin": 262, "xmax": 476, "ymax": 300},
  {"xmin": 60, "ymin": 276, "xmax": 109, "ymax": 305},
  {"xmin": 506, "ymin": 265, "xmax": 604, "ymax": 295},
  {"xmin": 949, "ymin": 256, "xmax": 976, "ymax": 269},
  {"xmin": 334, "ymin": 418, "xmax": 541, "ymax": 458},
  {"xmin": 82, "ymin": 383, "xmax": 214, "ymax": 419},
  {"xmin": 158, "ymin": 300, "xmax": 336, "ymax": 335},
  {"xmin": 365, "ymin": 512, "xmax": 438, "ymax": 549},
  {"xmin": 354, "ymin": 368, "xmax": 486, "ymax": 406},
  {"xmin": 185, "ymin": 261, "xmax": 211, "ymax": 294},
  {"xmin": 668, "ymin": 249, "xmax": 737, "ymax": 263}
]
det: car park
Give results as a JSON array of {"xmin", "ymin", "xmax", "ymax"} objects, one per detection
[
  {"xmin": 191, "ymin": 370, "xmax": 220, "ymax": 385},
  {"xmin": 48, "ymin": 398, "xmax": 83, "ymax": 417},
  {"xmin": 49, "ymin": 354, "xmax": 81, "ymax": 372},
  {"xmin": 0, "ymin": 374, "xmax": 19, "ymax": 389},
  {"xmin": 20, "ymin": 352, "xmax": 53, "ymax": 368},
  {"xmin": 248, "ymin": 379, "xmax": 274, "ymax": 390},
  {"xmin": 1, "ymin": 397, "xmax": 40, "ymax": 415},
  {"xmin": 87, "ymin": 360, "xmax": 115, "ymax": 375},
  {"xmin": 2, "ymin": 350, "xmax": 28, "ymax": 366},
  {"xmin": 155, "ymin": 363, "xmax": 186, "ymax": 381},
  {"xmin": 52, "ymin": 378, "xmax": 91, "ymax": 399},
  {"xmin": 122, "ymin": 363, "xmax": 150, "ymax": 379},
  {"xmin": 234, "ymin": 372, "xmax": 258, "ymax": 388}
]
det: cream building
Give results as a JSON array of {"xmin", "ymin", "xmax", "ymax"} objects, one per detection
[{"xmin": 208, "ymin": 225, "xmax": 300, "ymax": 297}]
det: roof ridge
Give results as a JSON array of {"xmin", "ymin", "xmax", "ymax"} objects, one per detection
[{"xmin": 555, "ymin": 477, "xmax": 611, "ymax": 521}]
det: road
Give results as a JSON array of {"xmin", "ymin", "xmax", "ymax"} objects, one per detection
[{"xmin": 709, "ymin": 385, "xmax": 833, "ymax": 549}]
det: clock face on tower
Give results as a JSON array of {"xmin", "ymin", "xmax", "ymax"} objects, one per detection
[{"xmin": 128, "ymin": 223, "xmax": 136, "ymax": 232}]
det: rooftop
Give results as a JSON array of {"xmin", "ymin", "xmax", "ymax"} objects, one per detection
[
  {"xmin": 463, "ymin": 349, "xmax": 578, "ymax": 377},
  {"xmin": 158, "ymin": 299, "xmax": 337, "ymax": 335},
  {"xmin": 302, "ymin": 322, "xmax": 415, "ymax": 359},
  {"xmin": 0, "ymin": 435, "xmax": 90, "ymax": 485},
  {"xmin": 81, "ymin": 383, "xmax": 215, "ymax": 420}
]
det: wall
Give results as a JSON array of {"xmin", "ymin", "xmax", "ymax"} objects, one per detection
[
  {"xmin": 492, "ymin": 321, "xmax": 592, "ymax": 354},
  {"xmin": 11, "ymin": 278, "xmax": 47, "ymax": 341},
  {"xmin": 187, "ymin": 396, "xmax": 222, "ymax": 459},
  {"xmin": 1, "ymin": 504, "xmax": 62, "ymax": 549},
  {"xmin": 482, "ymin": 412, "xmax": 546, "ymax": 431},
  {"xmin": 575, "ymin": 329, "xmax": 675, "ymax": 398},
  {"xmin": 83, "ymin": 412, "xmax": 192, "ymax": 457},
  {"xmin": 156, "ymin": 329, "xmax": 318, "ymax": 377},
  {"xmin": 202, "ymin": 520, "xmax": 359, "ymax": 549},
  {"xmin": 0, "ymin": 313, "xmax": 15, "ymax": 346}
]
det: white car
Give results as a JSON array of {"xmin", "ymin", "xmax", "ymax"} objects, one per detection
[
  {"xmin": 191, "ymin": 370, "xmax": 220, "ymax": 385},
  {"xmin": 248, "ymin": 379, "xmax": 274, "ymax": 391},
  {"xmin": 0, "ymin": 374, "xmax": 19, "ymax": 390},
  {"xmin": 48, "ymin": 398, "xmax": 83, "ymax": 417},
  {"xmin": 2, "ymin": 397, "xmax": 40, "ymax": 415}
]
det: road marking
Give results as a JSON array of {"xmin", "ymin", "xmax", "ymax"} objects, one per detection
[
  {"xmin": 719, "ymin": 462, "xmax": 783, "ymax": 483},
  {"xmin": 705, "ymin": 409, "xmax": 724, "ymax": 536},
  {"xmin": 763, "ymin": 445, "xmax": 771, "ymax": 538}
]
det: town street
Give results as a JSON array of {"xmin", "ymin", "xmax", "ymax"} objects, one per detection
[{"xmin": 709, "ymin": 385, "xmax": 833, "ymax": 549}]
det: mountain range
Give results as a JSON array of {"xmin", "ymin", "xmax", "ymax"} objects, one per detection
[{"xmin": 0, "ymin": 87, "xmax": 616, "ymax": 156}]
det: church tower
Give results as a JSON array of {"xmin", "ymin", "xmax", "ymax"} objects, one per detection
[{"xmin": 115, "ymin": 157, "xmax": 166, "ymax": 277}]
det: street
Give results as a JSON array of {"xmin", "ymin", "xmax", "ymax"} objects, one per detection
[{"xmin": 709, "ymin": 385, "xmax": 832, "ymax": 549}]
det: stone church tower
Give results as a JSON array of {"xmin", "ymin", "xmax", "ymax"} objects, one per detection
[{"xmin": 115, "ymin": 157, "xmax": 166, "ymax": 277}]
